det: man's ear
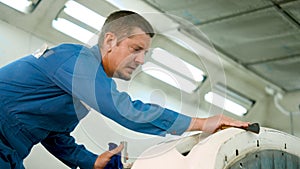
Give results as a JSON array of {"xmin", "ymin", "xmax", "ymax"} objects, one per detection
[{"xmin": 103, "ymin": 32, "xmax": 117, "ymax": 52}]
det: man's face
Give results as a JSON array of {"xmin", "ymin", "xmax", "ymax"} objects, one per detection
[{"xmin": 106, "ymin": 28, "xmax": 151, "ymax": 80}]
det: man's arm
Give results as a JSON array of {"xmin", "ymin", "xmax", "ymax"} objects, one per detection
[
  {"xmin": 187, "ymin": 114, "xmax": 249, "ymax": 133},
  {"xmin": 51, "ymin": 49, "xmax": 247, "ymax": 137},
  {"xmin": 41, "ymin": 132, "xmax": 98, "ymax": 169}
]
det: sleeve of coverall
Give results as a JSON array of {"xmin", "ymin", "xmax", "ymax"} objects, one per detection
[
  {"xmin": 41, "ymin": 132, "xmax": 98, "ymax": 169},
  {"xmin": 52, "ymin": 50, "xmax": 191, "ymax": 136}
]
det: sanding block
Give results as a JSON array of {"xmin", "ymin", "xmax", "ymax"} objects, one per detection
[
  {"xmin": 244, "ymin": 123, "xmax": 260, "ymax": 134},
  {"xmin": 221, "ymin": 123, "xmax": 260, "ymax": 134}
]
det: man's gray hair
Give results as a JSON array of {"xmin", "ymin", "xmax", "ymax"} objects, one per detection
[{"xmin": 98, "ymin": 10, "xmax": 155, "ymax": 45}]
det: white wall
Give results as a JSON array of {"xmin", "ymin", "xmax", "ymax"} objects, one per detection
[{"xmin": 0, "ymin": 20, "xmax": 53, "ymax": 66}]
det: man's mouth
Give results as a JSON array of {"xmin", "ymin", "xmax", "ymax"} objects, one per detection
[
  {"xmin": 129, "ymin": 66, "xmax": 136, "ymax": 71},
  {"xmin": 127, "ymin": 67, "xmax": 135, "ymax": 74}
]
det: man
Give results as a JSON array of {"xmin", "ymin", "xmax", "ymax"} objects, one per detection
[{"xmin": 0, "ymin": 10, "xmax": 249, "ymax": 169}]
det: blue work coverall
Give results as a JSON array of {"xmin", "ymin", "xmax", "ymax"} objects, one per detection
[{"xmin": 0, "ymin": 44, "xmax": 191, "ymax": 169}]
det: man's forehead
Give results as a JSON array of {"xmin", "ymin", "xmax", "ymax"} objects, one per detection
[{"xmin": 129, "ymin": 27, "xmax": 151, "ymax": 37}]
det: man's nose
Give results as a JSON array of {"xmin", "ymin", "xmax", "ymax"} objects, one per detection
[{"xmin": 134, "ymin": 52, "xmax": 145, "ymax": 65}]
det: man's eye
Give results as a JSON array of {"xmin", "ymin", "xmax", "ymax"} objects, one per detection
[
  {"xmin": 134, "ymin": 48, "xmax": 141, "ymax": 52},
  {"xmin": 131, "ymin": 48, "xmax": 143, "ymax": 54},
  {"xmin": 129, "ymin": 47, "xmax": 137, "ymax": 52}
]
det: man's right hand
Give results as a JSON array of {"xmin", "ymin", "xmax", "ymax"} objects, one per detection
[{"xmin": 187, "ymin": 114, "xmax": 250, "ymax": 133}]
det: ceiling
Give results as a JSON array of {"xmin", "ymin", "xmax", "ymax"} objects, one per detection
[
  {"xmin": 144, "ymin": 0, "xmax": 300, "ymax": 92},
  {"xmin": 0, "ymin": 0, "xmax": 299, "ymax": 93}
]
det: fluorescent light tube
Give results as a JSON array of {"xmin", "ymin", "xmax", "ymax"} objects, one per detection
[
  {"xmin": 0, "ymin": 0, "xmax": 33, "ymax": 13},
  {"xmin": 204, "ymin": 91, "xmax": 248, "ymax": 116},
  {"xmin": 142, "ymin": 62, "xmax": 197, "ymax": 93},
  {"xmin": 52, "ymin": 18, "xmax": 96, "ymax": 43},
  {"xmin": 64, "ymin": 0, "xmax": 105, "ymax": 30},
  {"xmin": 151, "ymin": 48, "xmax": 205, "ymax": 82},
  {"xmin": 214, "ymin": 83, "xmax": 254, "ymax": 110}
]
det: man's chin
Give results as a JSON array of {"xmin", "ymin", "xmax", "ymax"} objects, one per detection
[
  {"xmin": 114, "ymin": 73, "xmax": 131, "ymax": 81},
  {"xmin": 122, "ymin": 76, "xmax": 131, "ymax": 81}
]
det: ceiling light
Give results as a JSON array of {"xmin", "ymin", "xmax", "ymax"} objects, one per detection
[
  {"xmin": 52, "ymin": 18, "xmax": 96, "ymax": 44},
  {"xmin": 204, "ymin": 83, "xmax": 255, "ymax": 116},
  {"xmin": 0, "ymin": 0, "xmax": 38, "ymax": 13},
  {"xmin": 151, "ymin": 48, "xmax": 205, "ymax": 82},
  {"xmin": 64, "ymin": 0, "xmax": 105, "ymax": 30},
  {"xmin": 214, "ymin": 83, "xmax": 255, "ymax": 110},
  {"xmin": 142, "ymin": 62, "xmax": 197, "ymax": 94},
  {"xmin": 204, "ymin": 91, "xmax": 248, "ymax": 116}
]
